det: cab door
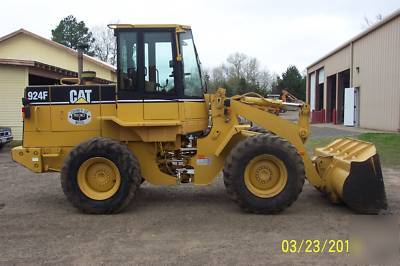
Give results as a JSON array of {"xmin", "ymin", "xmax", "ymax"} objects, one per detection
[{"xmin": 142, "ymin": 31, "xmax": 179, "ymax": 120}]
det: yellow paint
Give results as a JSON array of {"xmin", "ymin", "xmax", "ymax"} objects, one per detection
[
  {"xmin": 313, "ymin": 138, "xmax": 377, "ymax": 202},
  {"xmin": 9, "ymin": 24, "xmax": 385, "ymax": 213},
  {"xmin": 23, "ymin": 131, "xmax": 99, "ymax": 148},
  {"xmin": 11, "ymin": 146, "xmax": 43, "ymax": 172},
  {"xmin": 51, "ymin": 104, "xmax": 100, "ymax": 131},
  {"xmin": 24, "ymin": 105, "xmax": 51, "ymax": 132},
  {"xmin": 182, "ymin": 102, "xmax": 208, "ymax": 119},
  {"xmin": 144, "ymin": 103, "xmax": 179, "ymax": 120},
  {"xmin": 75, "ymin": 98, "xmax": 88, "ymax": 104},
  {"xmin": 193, "ymin": 90, "xmax": 245, "ymax": 184},
  {"xmin": 229, "ymin": 100, "xmax": 323, "ymax": 187},
  {"xmin": 129, "ymin": 142, "xmax": 176, "ymax": 185},
  {"xmin": 244, "ymin": 154, "xmax": 288, "ymax": 198},
  {"xmin": 11, "ymin": 85, "xmax": 380, "ymax": 208},
  {"xmin": 77, "ymin": 157, "xmax": 121, "ymax": 200}
]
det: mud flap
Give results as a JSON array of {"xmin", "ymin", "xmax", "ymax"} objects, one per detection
[{"xmin": 342, "ymin": 154, "xmax": 387, "ymax": 214}]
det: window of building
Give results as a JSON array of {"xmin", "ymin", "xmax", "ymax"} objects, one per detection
[{"xmin": 317, "ymin": 68, "xmax": 324, "ymax": 110}]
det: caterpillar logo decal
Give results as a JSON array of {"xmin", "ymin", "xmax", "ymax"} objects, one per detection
[
  {"xmin": 70, "ymin": 89, "xmax": 92, "ymax": 104},
  {"xmin": 25, "ymin": 85, "xmax": 116, "ymax": 105},
  {"xmin": 68, "ymin": 108, "xmax": 92, "ymax": 125}
]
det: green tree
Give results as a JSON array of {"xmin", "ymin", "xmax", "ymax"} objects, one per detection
[
  {"xmin": 51, "ymin": 15, "xmax": 95, "ymax": 55},
  {"xmin": 274, "ymin": 65, "xmax": 306, "ymax": 100}
]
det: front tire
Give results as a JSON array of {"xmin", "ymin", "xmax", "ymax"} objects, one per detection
[
  {"xmin": 223, "ymin": 133, "xmax": 305, "ymax": 214},
  {"xmin": 249, "ymin": 126, "xmax": 269, "ymax": 134},
  {"xmin": 61, "ymin": 137, "xmax": 142, "ymax": 214}
]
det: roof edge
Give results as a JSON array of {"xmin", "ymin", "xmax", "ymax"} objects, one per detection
[
  {"xmin": 0, "ymin": 58, "xmax": 35, "ymax": 66},
  {"xmin": 0, "ymin": 28, "xmax": 116, "ymax": 72},
  {"xmin": 0, "ymin": 57, "xmax": 114, "ymax": 83},
  {"xmin": 307, "ymin": 8, "xmax": 400, "ymax": 70},
  {"xmin": 108, "ymin": 24, "xmax": 191, "ymax": 29}
]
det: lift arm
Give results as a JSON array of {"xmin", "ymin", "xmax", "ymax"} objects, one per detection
[{"xmin": 229, "ymin": 94, "xmax": 324, "ymax": 189}]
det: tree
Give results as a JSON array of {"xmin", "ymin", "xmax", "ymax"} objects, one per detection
[
  {"xmin": 363, "ymin": 14, "xmax": 383, "ymax": 29},
  {"xmin": 207, "ymin": 52, "xmax": 275, "ymax": 96},
  {"xmin": 51, "ymin": 15, "xmax": 95, "ymax": 55},
  {"xmin": 273, "ymin": 65, "xmax": 306, "ymax": 100},
  {"xmin": 91, "ymin": 25, "xmax": 117, "ymax": 65},
  {"xmin": 227, "ymin": 52, "xmax": 247, "ymax": 79}
]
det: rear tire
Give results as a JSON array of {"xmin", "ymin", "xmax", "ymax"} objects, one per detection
[
  {"xmin": 223, "ymin": 133, "xmax": 305, "ymax": 214},
  {"xmin": 61, "ymin": 137, "xmax": 142, "ymax": 214},
  {"xmin": 249, "ymin": 126, "xmax": 269, "ymax": 134}
]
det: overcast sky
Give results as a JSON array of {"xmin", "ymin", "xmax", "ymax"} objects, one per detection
[{"xmin": 0, "ymin": 0, "xmax": 399, "ymax": 74}]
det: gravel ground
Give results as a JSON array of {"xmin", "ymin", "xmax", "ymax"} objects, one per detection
[
  {"xmin": 281, "ymin": 110, "xmax": 382, "ymax": 140},
  {"xmin": 309, "ymin": 125, "xmax": 360, "ymax": 139},
  {"xmin": 0, "ymin": 130, "xmax": 399, "ymax": 265}
]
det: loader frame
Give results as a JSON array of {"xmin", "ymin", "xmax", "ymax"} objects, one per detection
[{"xmin": 12, "ymin": 24, "xmax": 387, "ymax": 214}]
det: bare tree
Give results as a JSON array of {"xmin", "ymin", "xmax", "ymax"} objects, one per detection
[
  {"xmin": 257, "ymin": 69, "xmax": 275, "ymax": 93},
  {"xmin": 91, "ymin": 25, "xmax": 117, "ymax": 65},
  {"xmin": 208, "ymin": 52, "xmax": 275, "ymax": 96},
  {"xmin": 227, "ymin": 52, "xmax": 247, "ymax": 79},
  {"xmin": 243, "ymin": 57, "xmax": 259, "ymax": 85}
]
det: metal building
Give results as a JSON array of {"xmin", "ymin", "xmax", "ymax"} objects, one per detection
[
  {"xmin": 306, "ymin": 9, "xmax": 400, "ymax": 131},
  {"xmin": 0, "ymin": 29, "xmax": 116, "ymax": 139}
]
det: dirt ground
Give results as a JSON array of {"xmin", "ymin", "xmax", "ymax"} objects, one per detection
[{"xmin": 0, "ymin": 133, "xmax": 399, "ymax": 264}]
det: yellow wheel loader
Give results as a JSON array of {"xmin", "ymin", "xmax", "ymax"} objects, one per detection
[{"xmin": 12, "ymin": 24, "xmax": 387, "ymax": 214}]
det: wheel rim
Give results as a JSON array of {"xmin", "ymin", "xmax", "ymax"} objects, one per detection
[
  {"xmin": 244, "ymin": 154, "xmax": 288, "ymax": 198},
  {"xmin": 77, "ymin": 157, "xmax": 121, "ymax": 200}
]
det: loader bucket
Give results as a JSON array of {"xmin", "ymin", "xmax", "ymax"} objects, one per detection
[{"xmin": 314, "ymin": 138, "xmax": 387, "ymax": 214}]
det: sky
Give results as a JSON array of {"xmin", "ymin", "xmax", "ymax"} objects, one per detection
[{"xmin": 0, "ymin": 0, "xmax": 399, "ymax": 74}]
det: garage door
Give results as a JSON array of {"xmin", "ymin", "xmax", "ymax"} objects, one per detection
[{"xmin": 0, "ymin": 65, "xmax": 28, "ymax": 140}]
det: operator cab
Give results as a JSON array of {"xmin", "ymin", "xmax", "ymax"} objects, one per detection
[{"xmin": 109, "ymin": 24, "xmax": 204, "ymax": 101}]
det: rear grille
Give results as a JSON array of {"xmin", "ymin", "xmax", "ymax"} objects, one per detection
[{"xmin": 0, "ymin": 131, "xmax": 10, "ymax": 137}]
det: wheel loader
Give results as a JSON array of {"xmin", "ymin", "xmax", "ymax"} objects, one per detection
[{"xmin": 12, "ymin": 24, "xmax": 387, "ymax": 214}]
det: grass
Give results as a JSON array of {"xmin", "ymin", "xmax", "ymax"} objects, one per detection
[
  {"xmin": 357, "ymin": 133, "xmax": 400, "ymax": 168},
  {"xmin": 306, "ymin": 133, "xmax": 400, "ymax": 168}
]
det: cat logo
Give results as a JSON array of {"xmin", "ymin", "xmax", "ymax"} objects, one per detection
[{"xmin": 69, "ymin": 89, "xmax": 92, "ymax": 104}]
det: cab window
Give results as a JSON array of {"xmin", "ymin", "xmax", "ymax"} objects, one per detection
[
  {"xmin": 144, "ymin": 32, "xmax": 175, "ymax": 95},
  {"xmin": 179, "ymin": 31, "xmax": 203, "ymax": 97},
  {"xmin": 118, "ymin": 32, "xmax": 138, "ymax": 91}
]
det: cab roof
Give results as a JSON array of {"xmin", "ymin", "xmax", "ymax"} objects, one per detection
[{"xmin": 108, "ymin": 24, "xmax": 191, "ymax": 31}]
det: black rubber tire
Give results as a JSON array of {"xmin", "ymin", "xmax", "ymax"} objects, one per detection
[
  {"xmin": 249, "ymin": 126, "xmax": 269, "ymax": 134},
  {"xmin": 223, "ymin": 133, "xmax": 305, "ymax": 214},
  {"xmin": 61, "ymin": 137, "xmax": 142, "ymax": 214}
]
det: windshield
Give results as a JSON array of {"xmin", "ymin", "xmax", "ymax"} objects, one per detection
[{"xmin": 179, "ymin": 30, "xmax": 203, "ymax": 97}]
